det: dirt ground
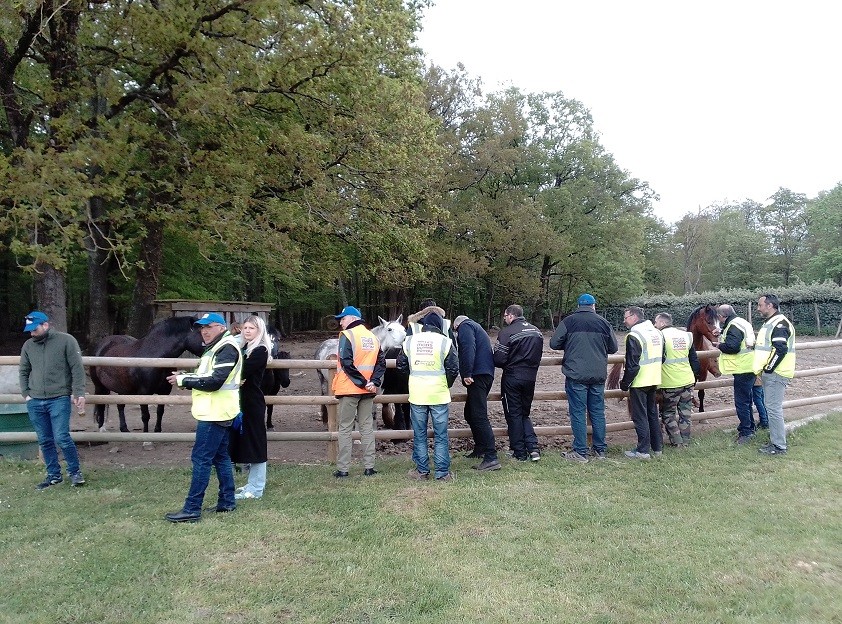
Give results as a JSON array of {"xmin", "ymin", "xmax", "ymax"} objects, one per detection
[{"xmin": 64, "ymin": 332, "xmax": 842, "ymax": 469}]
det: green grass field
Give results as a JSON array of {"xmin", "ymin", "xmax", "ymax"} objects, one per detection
[{"xmin": 1, "ymin": 415, "xmax": 840, "ymax": 624}]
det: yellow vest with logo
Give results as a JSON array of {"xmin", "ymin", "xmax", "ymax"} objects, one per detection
[
  {"xmin": 189, "ymin": 333, "xmax": 242, "ymax": 421},
  {"xmin": 332, "ymin": 324, "xmax": 380, "ymax": 395},
  {"xmin": 719, "ymin": 316, "xmax": 755, "ymax": 375},
  {"xmin": 628, "ymin": 320, "xmax": 662, "ymax": 388},
  {"xmin": 659, "ymin": 326, "xmax": 695, "ymax": 389},
  {"xmin": 753, "ymin": 314, "xmax": 796, "ymax": 378},
  {"xmin": 403, "ymin": 331, "xmax": 452, "ymax": 405}
]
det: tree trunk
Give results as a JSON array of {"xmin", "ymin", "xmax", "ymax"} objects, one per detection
[
  {"xmin": 86, "ymin": 196, "xmax": 112, "ymax": 345},
  {"xmin": 34, "ymin": 263, "xmax": 68, "ymax": 332},
  {"xmin": 127, "ymin": 218, "xmax": 164, "ymax": 338}
]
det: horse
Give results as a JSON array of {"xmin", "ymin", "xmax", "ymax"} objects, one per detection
[
  {"xmin": 686, "ymin": 304, "xmax": 721, "ymax": 412},
  {"xmin": 315, "ymin": 315, "xmax": 406, "ymax": 425},
  {"xmin": 263, "ymin": 326, "xmax": 291, "ymax": 430},
  {"xmin": 90, "ymin": 316, "xmax": 205, "ymax": 433}
]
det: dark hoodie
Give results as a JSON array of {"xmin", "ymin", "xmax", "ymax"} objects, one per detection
[{"xmin": 397, "ymin": 316, "xmax": 460, "ymax": 388}]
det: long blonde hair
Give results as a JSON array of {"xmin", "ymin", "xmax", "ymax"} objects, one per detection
[{"xmin": 242, "ymin": 315, "xmax": 274, "ymax": 362}]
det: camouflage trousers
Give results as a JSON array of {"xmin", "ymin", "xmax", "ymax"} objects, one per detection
[{"xmin": 657, "ymin": 384, "xmax": 693, "ymax": 445}]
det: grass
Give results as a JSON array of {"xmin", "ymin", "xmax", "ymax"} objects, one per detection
[{"xmin": 1, "ymin": 416, "xmax": 840, "ymax": 624}]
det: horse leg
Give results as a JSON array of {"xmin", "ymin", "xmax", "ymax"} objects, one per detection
[
  {"xmin": 698, "ymin": 389, "xmax": 706, "ymax": 413},
  {"xmin": 154, "ymin": 404, "xmax": 165, "ymax": 432},
  {"xmin": 266, "ymin": 405, "xmax": 274, "ymax": 430},
  {"xmin": 118, "ymin": 404, "xmax": 130, "ymax": 433},
  {"xmin": 397, "ymin": 403, "xmax": 411, "ymax": 430}
]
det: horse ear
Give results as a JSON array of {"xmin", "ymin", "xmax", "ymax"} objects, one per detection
[
  {"xmin": 395, "ymin": 314, "xmax": 403, "ymax": 325},
  {"xmin": 378, "ymin": 316, "xmax": 387, "ymax": 326}
]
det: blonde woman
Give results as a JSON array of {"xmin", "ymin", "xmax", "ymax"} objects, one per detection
[{"xmin": 229, "ymin": 315, "xmax": 273, "ymax": 499}]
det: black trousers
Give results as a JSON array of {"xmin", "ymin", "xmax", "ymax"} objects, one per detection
[
  {"xmin": 629, "ymin": 385, "xmax": 662, "ymax": 454},
  {"xmin": 501, "ymin": 375, "xmax": 539, "ymax": 459},
  {"xmin": 463, "ymin": 374, "xmax": 497, "ymax": 461}
]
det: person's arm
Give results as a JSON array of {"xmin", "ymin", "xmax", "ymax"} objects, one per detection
[
  {"xmin": 605, "ymin": 324, "xmax": 619, "ymax": 355},
  {"xmin": 444, "ymin": 346, "xmax": 460, "ymax": 388},
  {"xmin": 19, "ymin": 345, "xmax": 31, "ymax": 398},
  {"xmin": 549, "ymin": 321, "xmax": 567, "ymax": 351},
  {"xmin": 337, "ymin": 333, "xmax": 369, "ymax": 389},
  {"xmin": 763, "ymin": 322, "xmax": 792, "ymax": 373},
  {"xmin": 370, "ymin": 349, "xmax": 387, "ymax": 389},
  {"xmin": 67, "ymin": 336, "xmax": 86, "ymax": 398},
  {"xmin": 242, "ymin": 346, "xmax": 268, "ymax": 383},
  {"xmin": 688, "ymin": 345, "xmax": 701, "ymax": 379},
  {"xmin": 717, "ymin": 325, "xmax": 744, "ymax": 354},
  {"xmin": 619, "ymin": 337, "xmax": 641, "ymax": 391},
  {"xmin": 492, "ymin": 328, "xmax": 510, "ymax": 369},
  {"xmin": 396, "ymin": 343, "xmax": 410, "ymax": 375},
  {"xmin": 178, "ymin": 344, "xmax": 239, "ymax": 391},
  {"xmin": 457, "ymin": 328, "xmax": 476, "ymax": 379}
]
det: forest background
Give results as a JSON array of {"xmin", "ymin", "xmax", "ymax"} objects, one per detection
[{"xmin": 1, "ymin": 1, "xmax": 841, "ymax": 348}]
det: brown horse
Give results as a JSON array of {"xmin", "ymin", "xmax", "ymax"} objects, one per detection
[{"xmin": 686, "ymin": 304, "xmax": 721, "ymax": 412}]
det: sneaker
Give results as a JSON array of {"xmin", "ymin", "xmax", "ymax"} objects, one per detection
[
  {"xmin": 464, "ymin": 450, "xmax": 483, "ymax": 459},
  {"xmin": 736, "ymin": 435, "xmax": 756, "ymax": 445},
  {"xmin": 624, "ymin": 450, "xmax": 651, "ymax": 460},
  {"xmin": 333, "ymin": 470, "xmax": 350, "ymax": 478},
  {"xmin": 590, "ymin": 449, "xmax": 607, "ymax": 460},
  {"xmin": 363, "ymin": 468, "xmax": 378, "ymax": 476},
  {"xmin": 653, "ymin": 451, "xmax": 663, "ymax": 457},
  {"xmin": 70, "ymin": 472, "xmax": 86, "ymax": 487},
  {"xmin": 407, "ymin": 468, "xmax": 430, "ymax": 480},
  {"xmin": 473, "ymin": 459, "xmax": 502, "ymax": 471},
  {"xmin": 529, "ymin": 450, "xmax": 541, "ymax": 462},
  {"xmin": 562, "ymin": 451, "xmax": 589, "ymax": 464},
  {"xmin": 436, "ymin": 471, "xmax": 456, "ymax": 482},
  {"xmin": 36, "ymin": 476, "xmax": 63, "ymax": 490},
  {"xmin": 758, "ymin": 443, "xmax": 787, "ymax": 455}
]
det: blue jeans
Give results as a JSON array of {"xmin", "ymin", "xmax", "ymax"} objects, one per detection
[
  {"xmin": 752, "ymin": 384, "xmax": 768, "ymax": 427},
  {"xmin": 183, "ymin": 420, "xmax": 236, "ymax": 514},
  {"xmin": 732, "ymin": 373, "xmax": 756, "ymax": 437},
  {"xmin": 410, "ymin": 403, "xmax": 451, "ymax": 479},
  {"xmin": 27, "ymin": 396, "xmax": 80, "ymax": 477},
  {"xmin": 565, "ymin": 379, "xmax": 607, "ymax": 455}
]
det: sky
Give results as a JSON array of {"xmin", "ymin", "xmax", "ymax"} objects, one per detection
[{"xmin": 416, "ymin": 1, "xmax": 842, "ymax": 223}]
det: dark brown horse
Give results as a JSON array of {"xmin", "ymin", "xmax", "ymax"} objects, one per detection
[
  {"xmin": 686, "ymin": 304, "xmax": 721, "ymax": 412},
  {"xmin": 90, "ymin": 316, "xmax": 205, "ymax": 432},
  {"xmin": 263, "ymin": 326, "xmax": 291, "ymax": 430}
]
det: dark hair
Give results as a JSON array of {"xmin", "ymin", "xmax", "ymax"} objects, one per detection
[
  {"xmin": 761, "ymin": 294, "xmax": 780, "ymax": 310},
  {"xmin": 505, "ymin": 304, "xmax": 523, "ymax": 318},
  {"xmin": 655, "ymin": 312, "xmax": 672, "ymax": 325},
  {"xmin": 419, "ymin": 298, "xmax": 437, "ymax": 309},
  {"xmin": 625, "ymin": 306, "xmax": 645, "ymax": 320}
]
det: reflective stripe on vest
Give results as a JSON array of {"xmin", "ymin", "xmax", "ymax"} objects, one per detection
[
  {"xmin": 719, "ymin": 317, "xmax": 755, "ymax": 375},
  {"xmin": 628, "ymin": 320, "xmax": 662, "ymax": 388},
  {"xmin": 753, "ymin": 314, "xmax": 796, "ymax": 378},
  {"xmin": 404, "ymin": 332, "xmax": 452, "ymax": 405},
  {"xmin": 659, "ymin": 326, "xmax": 695, "ymax": 389},
  {"xmin": 332, "ymin": 324, "xmax": 380, "ymax": 395},
  {"xmin": 409, "ymin": 318, "xmax": 452, "ymax": 339},
  {"xmin": 192, "ymin": 333, "xmax": 242, "ymax": 421}
]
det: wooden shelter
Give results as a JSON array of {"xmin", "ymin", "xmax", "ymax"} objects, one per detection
[{"xmin": 153, "ymin": 300, "xmax": 273, "ymax": 326}]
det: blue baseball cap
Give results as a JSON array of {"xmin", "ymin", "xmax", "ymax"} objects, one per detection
[
  {"xmin": 335, "ymin": 305, "xmax": 363, "ymax": 320},
  {"xmin": 24, "ymin": 311, "xmax": 49, "ymax": 332},
  {"xmin": 577, "ymin": 293, "xmax": 596, "ymax": 306},
  {"xmin": 194, "ymin": 313, "xmax": 227, "ymax": 326}
]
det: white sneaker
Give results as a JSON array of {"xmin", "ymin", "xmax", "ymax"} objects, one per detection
[{"xmin": 235, "ymin": 490, "xmax": 259, "ymax": 500}]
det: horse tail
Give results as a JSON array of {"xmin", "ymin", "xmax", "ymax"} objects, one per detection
[{"xmin": 606, "ymin": 362, "xmax": 623, "ymax": 390}]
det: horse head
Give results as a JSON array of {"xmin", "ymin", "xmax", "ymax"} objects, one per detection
[
  {"xmin": 687, "ymin": 305, "xmax": 720, "ymax": 344},
  {"xmin": 373, "ymin": 315, "xmax": 406, "ymax": 352}
]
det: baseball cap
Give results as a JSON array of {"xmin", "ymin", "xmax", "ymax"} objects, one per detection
[
  {"xmin": 577, "ymin": 293, "xmax": 596, "ymax": 306},
  {"xmin": 24, "ymin": 311, "xmax": 49, "ymax": 332},
  {"xmin": 194, "ymin": 313, "xmax": 227, "ymax": 326},
  {"xmin": 334, "ymin": 305, "xmax": 363, "ymax": 320}
]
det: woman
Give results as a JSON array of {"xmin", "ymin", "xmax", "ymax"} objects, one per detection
[{"xmin": 230, "ymin": 315, "xmax": 273, "ymax": 499}]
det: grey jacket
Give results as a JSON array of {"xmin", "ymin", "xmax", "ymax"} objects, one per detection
[{"xmin": 20, "ymin": 328, "xmax": 86, "ymax": 399}]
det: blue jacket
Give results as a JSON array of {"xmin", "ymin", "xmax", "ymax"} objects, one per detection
[{"xmin": 455, "ymin": 318, "xmax": 495, "ymax": 380}]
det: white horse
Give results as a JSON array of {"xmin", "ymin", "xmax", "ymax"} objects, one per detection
[
  {"xmin": 0, "ymin": 365, "xmax": 19, "ymax": 394},
  {"xmin": 315, "ymin": 315, "xmax": 406, "ymax": 423}
]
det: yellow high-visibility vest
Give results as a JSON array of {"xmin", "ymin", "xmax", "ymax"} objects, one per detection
[
  {"xmin": 403, "ymin": 332, "xmax": 452, "ymax": 405},
  {"xmin": 188, "ymin": 334, "xmax": 242, "ymax": 421},
  {"xmin": 628, "ymin": 320, "xmax": 662, "ymax": 388},
  {"xmin": 719, "ymin": 317, "xmax": 755, "ymax": 375},
  {"xmin": 659, "ymin": 326, "xmax": 695, "ymax": 389},
  {"xmin": 754, "ymin": 314, "xmax": 796, "ymax": 378}
]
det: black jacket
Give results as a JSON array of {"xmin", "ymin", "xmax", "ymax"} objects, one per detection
[
  {"xmin": 455, "ymin": 318, "xmax": 495, "ymax": 380},
  {"xmin": 493, "ymin": 317, "xmax": 543, "ymax": 381},
  {"xmin": 718, "ymin": 312, "xmax": 748, "ymax": 355},
  {"xmin": 549, "ymin": 309, "xmax": 618, "ymax": 384}
]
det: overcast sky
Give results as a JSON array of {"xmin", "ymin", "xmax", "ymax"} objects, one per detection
[{"xmin": 416, "ymin": 1, "xmax": 842, "ymax": 223}]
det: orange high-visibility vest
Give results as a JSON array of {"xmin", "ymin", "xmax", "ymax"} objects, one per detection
[{"xmin": 332, "ymin": 324, "xmax": 380, "ymax": 396}]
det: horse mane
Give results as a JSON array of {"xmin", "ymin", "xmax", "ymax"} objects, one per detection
[{"xmin": 147, "ymin": 315, "xmax": 198, "ymax": 338}]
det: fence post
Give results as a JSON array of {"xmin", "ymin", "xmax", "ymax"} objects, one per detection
[{"xmin": 326, "ymin": 369, "xmax": 337, "ymax": 463}]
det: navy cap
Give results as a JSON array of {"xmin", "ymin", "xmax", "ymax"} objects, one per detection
[
  {"xmin": 194, "ymin": 313, "xmax": 226, "ymax": 326},
  {"xmin": 577, "ymin": 293, "xmax": 596, "ymax": 305},
  {"xmin": 24, "ymin": 311, "xmax": 49, "ymax": 332},
  {"xmin": 335, "ymin": 305, "xmax": 363, "ymax": 320}
]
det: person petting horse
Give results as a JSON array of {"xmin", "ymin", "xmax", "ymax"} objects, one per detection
[
  {"xmin": 653, "ymin": 312, "xmax": 700, "ymax": 447},
  {"xmin": 716, "ymin": 304, "xmax": 757, "ymax": 445}
]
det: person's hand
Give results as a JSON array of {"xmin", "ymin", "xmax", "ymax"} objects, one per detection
[
  {"xmin": 74, "ymin": 396, "xmax": 86, "ymax": 416},
  {"xmin": 462, "ymin": 377, "xmax": 474, "ymax": 386},
  {"xmin": 620, "ymin": 382, "xmax": 630, "ymax": 392},
  {"xmin": 166, "ymin": 372, "xmax": 179, "ymax": 386},
  {"xmin": 364, "ymin": 381, "xmax": 376, "ymax": 392}
]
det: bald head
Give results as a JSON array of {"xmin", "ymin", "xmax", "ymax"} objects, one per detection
[{"xmin": 716, "ymin": 304, "xmax": 735, "ymax": 319}]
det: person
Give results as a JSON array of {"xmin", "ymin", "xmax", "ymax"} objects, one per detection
[
  {"xmin": 493, "ymin": 304, "xmax": 544, "ymax": 462},
  {"xmin": 165, "ymin": 313, "xmax": 242, "ymax": 523},
  {"xmin": 619, "ymin": 307, "xmax": 664, "ymax": 460},
  {"xmin": 398, "ymin": 312, "xmax": 459, "ymax": 481},
  {"xmin": 19, "ymin": 311, "xmax": 87, "ymax": 489},
  {"xmin": 653, "ymin": 312, "xmax": 700, "ymax": 447},
  {"xmin": 406, "ymin": 298, "xmax": 457, "ymax": 346},
  {"xmin": 331, "ymin": 305, "xmax": 386, "ymax": 478},
  {"xmin": 549, "ymin": 294, "xmax": 618, "ymax": 463},
  {"xmin": 754, "ymin": 294, "xmax": 796, "ymax": 456},
  {"xmin": 752, "ymin": 377, "xmax": 769, "ymax": 429},
  {"xmin": 716, "ymin": 304, "xmax": 757, "ymax": 444},
  {"xmin": 452, "ymin": 314, "xmax": 500, "ymax": 471},
  {"xmin": 229, "ymin": 316, "xmax": 272, "ymax": 499}
]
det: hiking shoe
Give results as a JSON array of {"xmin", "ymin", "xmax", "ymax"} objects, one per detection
[
  {"xmin": 562, "ymin": 451, "xmax": 589, "ymax": 464},
  {"xmin": 464, "ymin": 450, "xmax": 483, "ymax": 459},
  {"xmin": 529, "ymin": 451, "xmax": 541, "ymax": 462},
  {"xmin": 36, "ymin": 476, "xmax": 63, "ymax": 490},
  {"xmin": 624, "ymin": 450, "xmax": 651, "ymax": 460},
  {"xmin": 473, "ymin": 459, "xmax": 502, "ymax": 471},
  {"xmin": 758, "ymin": 443, "xmax": 787, "ymax": 456},
  {"xmin": 436, "ymin": 471, "xmax": 456, "ymax": 482},
  {"xmin": 333, "ymin": 470, "xmax": 349, "ymax": 478},
  {"xmin": 407, "ymin": 468, "xmax": 430, "ymax": 480},
  {"xmin": 70, "ymin": 472, "xmax": 86, "ymax": 487},
  {"xmin": 363, "ymin": 468, "xmax": 378, "ymax": 476},
  {"xmin": 736, "ymin": 434, "xmax": 756, "ymax": 445}
]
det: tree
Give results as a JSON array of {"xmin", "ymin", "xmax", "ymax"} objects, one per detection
[
  {"xmin": 805, "ymin": 182, "xmax": 842, "ymax": 285},
  {"xmin": 760, "ymin": 187, "xmax": 809, "ymax": 285}
]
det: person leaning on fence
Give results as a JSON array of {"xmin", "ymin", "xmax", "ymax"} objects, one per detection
[
  {"xmin": 165, "ymin": 313, "xmax": 242, "ymax": 523},
  {"xmin": 716, "ymin": 304, "xmax": 757, "ymax": 445},
  {"xmin": 549, "ymin": 293, "xmax": 618, "ymax": 463},
  {"xmin": 331, "ymin": 305, "xmax": 386, "ymax": 478},
  {"xmin": 406, "ymin": 298, "xmax": 457, "ymax": 347},
  {"xmin": 398, "ymin": 312, "xmax": 460, "ymax": 482},
  {"xmin": 620, "ymin": 307, "xmax": 665, "ymax": 460},
  {"xmin": 653, "ymin": 312, "xmax": 700, "ymax": 447},
  {"xmin": 19, "ymin": 311, "xmax": 87, "ymax": 489},
  {"xmin": 754, "ymin": 294, "xmax": 796, "ymax": 456}
]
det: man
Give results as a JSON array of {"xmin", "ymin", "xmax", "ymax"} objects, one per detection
[
  {"xmin": 620, "ymin": 307, "xmax": 664, "ymax": 460},
  {"xmin": 653, "ymin": 312, "xmax": 700, "ymax": 447},
  {"xmin": 754, "ymin": 294, "xmax": 796, "ymax": 456},
  {"xmin": 397, "ymin": 313, "xmax": 460, "ymax": 481},
  {"xmin": 165, "ymin": 313, "xmax": 241, "ymax": 523},
  {"xmin": 453, "ymin": 314, "xmax": 500, "ymax": 471},
  {"xmin": 716, "ymin": 304, "xmax": 757, "ymax": 444},
  {"xmin": 331, "ymin": 305, "xmax": 386, "ymax": 478},
  {"xmin": 406, "ymin": 298, "xmax": 457, "ymax": 346},
  {"xmin": 493, "ymin": 304, "xmax": 544, "ymax": 462},
  {"xmin": 550, "ymin": 293, "xmax": 618, "ymax": 463},
  {"xmin": 19, "ymin": 311, "xmax": 87, "ymax": 489}
]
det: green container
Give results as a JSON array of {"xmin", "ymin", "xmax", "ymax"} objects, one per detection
[{"xmin": 0, "ymin": 403, "xmax": 39, "ymax": 461}]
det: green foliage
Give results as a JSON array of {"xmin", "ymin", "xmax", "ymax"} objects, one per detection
[{"xmin": 805, "ymin": 182, "xmax": 842, "ymax": 285}]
